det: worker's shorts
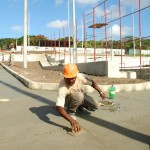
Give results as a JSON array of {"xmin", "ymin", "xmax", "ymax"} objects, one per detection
[{"xmin": 65, "ymin": 91, "xmax": 99, "ymax": 113}]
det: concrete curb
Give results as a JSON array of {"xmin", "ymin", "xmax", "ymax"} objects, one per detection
[
  {"xmin": 1, "ymin": 63, "xmax": 150, "ymax": 92},
  {"xmin": 1, "ymin": 63, "xmax": 58, "ymax": 91}
]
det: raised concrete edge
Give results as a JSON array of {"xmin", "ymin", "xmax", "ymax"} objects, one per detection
[
  {"xmin": 1, "ymin": 63, "xmax": 150, "ymax": 93},
  {"xmin": 0, "ymin": 63, "xmax": 58, "ymax": 91}
]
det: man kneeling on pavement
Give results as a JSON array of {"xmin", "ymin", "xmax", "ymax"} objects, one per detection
[{"xmin": 56, "ymin": 63, "xmax": 106, "ymax": 133}]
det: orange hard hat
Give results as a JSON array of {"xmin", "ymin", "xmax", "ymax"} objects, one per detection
[{"xmin": 63, "ymin": 63, "xmax": 78, "ymax": 78}]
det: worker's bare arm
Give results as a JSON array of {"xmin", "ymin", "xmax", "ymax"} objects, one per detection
[{"xmin": 56, "ymin": 106, "xmax": 81, "ymax": 132}]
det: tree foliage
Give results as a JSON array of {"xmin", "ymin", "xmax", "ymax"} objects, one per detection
[{"xmin": 0, "ymin": 35, "xmax": 150, "ymax": 50}]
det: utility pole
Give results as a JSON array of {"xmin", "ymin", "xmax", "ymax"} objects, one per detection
[
  {"xmin": 72, "ymin": 0, "xmax": 76, "ymax": 63},
  {"xmin": 28, "ymin": 12, "xmax": 30, "ymax": 47},
  {"xmin": 68, "ymin": 0, "xmax": 71, "ymax": 63},
  {"xmin": 132, "ymin": 8, "xmax": 136, "ymax": 57},
  {"xmin": 23, "ymin": 0, "xmax": 28, "ymax": 68},
  {"xmin": 15, "ymin": 34, "xmax": 18, "ymax": 51}
]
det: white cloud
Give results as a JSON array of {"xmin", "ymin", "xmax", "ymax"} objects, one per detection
[
  {"xmin": 108, "ymin": 5, "xmax": 126, "ymax": 19},
  {"xmin": 122, "ymin": 26, "xmax": 132, "ymax": 36},
  {"xmin": 10, "ymin": 25, "xmax": 22, "ymax": 32},
  {"xmin": 108, "ymin": 24, "xmax": 132, "ymax": 37},
  {"xmin": 55, "ymin": 0, "xmax": 63, "ymax": 6},
  {"xmin": 46, "ymin": 20, "xmax": 68, "ymax": 29},
  {"xmin": 86, "ymin": 0, "xmax": 150, "ymax": 21},
  {"xmin": 94, "ymin": 5, "xmax": 126, "ymax": 20},
  {"xmin": 76, "ymin": 0, "xmax": 99, "ymax": 5},
  {"xmin": 121, "ymin": 0, "xmax": 150, "ymax": 8},
  {"xmin": 95, "ymin": 7, "xmax": 104, "ymax": 17}
]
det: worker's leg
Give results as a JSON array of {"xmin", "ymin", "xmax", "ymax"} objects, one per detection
[
  {"xmin": 11, "ymin": 54, "xmax": 14, "ymax": 66},
  {"xmin": 65, "ymin": 92, "xmax": 84, "ymax": 113},
  {"xmin": 82, "ymin": 94, "xmax": 100, "ymax": 111},
  {"xmin": 7, "ymin": 54, "xmax": 11, "ymax": 66}
]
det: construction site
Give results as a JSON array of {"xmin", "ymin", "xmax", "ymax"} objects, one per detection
[
  {"xmin": 1, "ymin": 0, "xmax": 150, "ymax": 80},
  {"xmin": 0, "ymin": 0, "xmax": 150, "ymax": 150}
]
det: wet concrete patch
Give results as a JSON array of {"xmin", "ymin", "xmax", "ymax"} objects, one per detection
[{"xmin": 100, "ymin": 100, "xmax": 121, "ymax": 112}]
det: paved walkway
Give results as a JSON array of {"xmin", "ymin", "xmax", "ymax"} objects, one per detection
[{"xmin": 0, "ymin": 66, "xmax": 150, "ymax": 150}]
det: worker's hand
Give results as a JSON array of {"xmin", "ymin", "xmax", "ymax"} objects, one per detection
[
  {"xmin": 100, "ymin": 92, "xmax": 106, "ymax": 100},
  {"xmin": 70, "ymin": 120, "xmax": 81, "ymax": 133}
]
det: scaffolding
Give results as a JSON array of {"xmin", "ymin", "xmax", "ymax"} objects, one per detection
[{"xmin": 83, "ymin": 0, "xmax": 150, "ymax": 68}]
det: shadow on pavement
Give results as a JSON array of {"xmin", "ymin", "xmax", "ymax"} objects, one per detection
[
  {"xmin": 29, "ymin": 106, "xmax": 70, "ymax": 131},
  {"xmin": 0, "ymin": 80, "xmax": 54, "ymax": 105},
  {"xmin": 0, "ymin": 80, "xmax": 70, "ymax": 131},
  {"xmin": 78, "ymin": 113, "xmax": 150, "ymax": 145},
  {"xmin": 1, "ymin": 80, "xmax": 149, "ymax": 145}
]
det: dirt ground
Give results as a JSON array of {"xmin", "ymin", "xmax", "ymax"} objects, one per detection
[{"xmin": 6, "ymin": 61, "xmax": 147, "ymax": 85}]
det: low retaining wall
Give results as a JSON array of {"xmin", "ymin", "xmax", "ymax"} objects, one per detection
[
  {"xmin": 1, "ymin": 53, "xmax": 137, "ymax": 79},
  {"xmin": 41, "ymin": 61, "xmax": 137, "ymax": 79},
  {"xmin": 0, "ymin": 54, "xmax": 45, "ymax": 62},
  {"xmin": 122, "ymin": 68, "xmax": 150, "ymax": 80},
  {"xmin": 46, "ymin": 55, "xmax": 64, "ymax": 64}
]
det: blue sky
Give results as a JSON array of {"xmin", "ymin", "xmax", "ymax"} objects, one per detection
[{"xmin": 0, "ymin": 0, "xmax": 150, "ymax": 41}]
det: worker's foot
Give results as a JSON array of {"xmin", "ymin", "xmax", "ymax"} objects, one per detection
[
  {"xmin": 78, "ymin": 106, "xmax": 88, "ymax": 112},
  {"xmin": 69, "ymin": 113, "xmax": 77, "ymax": 120},
  {"xmin": 77, "ymin": 106, "xmax": 91, "ymax": 114}
]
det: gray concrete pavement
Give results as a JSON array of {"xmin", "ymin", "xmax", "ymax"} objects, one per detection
[{"xmin": 0, "ymin": 65, "xmax": 150, "ymax": 150}]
